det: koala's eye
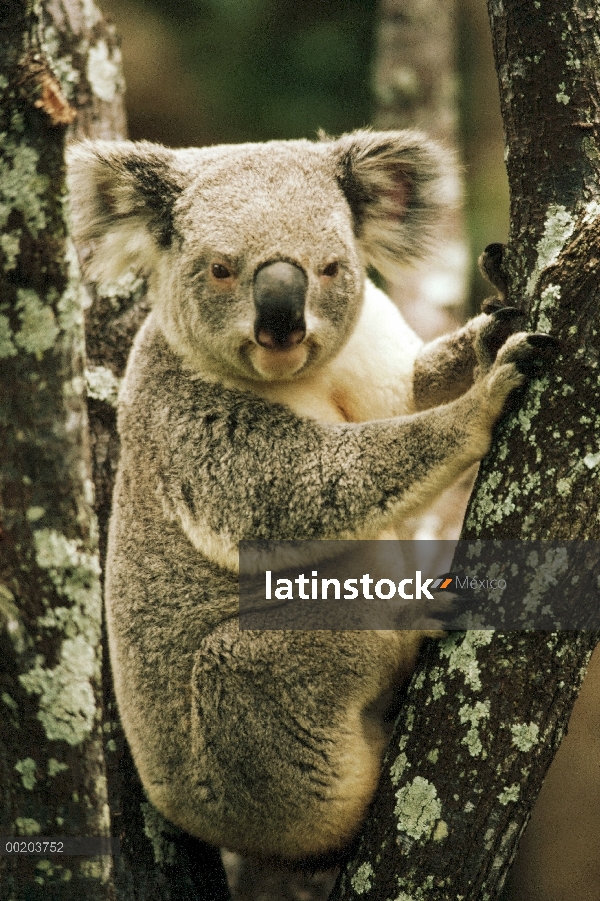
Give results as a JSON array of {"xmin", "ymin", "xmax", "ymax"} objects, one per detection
[
  {"xmin": 211, "ymin": 262, "xmax": 232, "ymax": 280},
  {"xmin": 322, "ymin": 261, "xmax": 339, "ymax": 278}
]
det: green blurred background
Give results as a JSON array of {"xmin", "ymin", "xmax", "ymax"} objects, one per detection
[{"xmin": 100, "ymin": 0, "xmax": 508, "ymax": 306}]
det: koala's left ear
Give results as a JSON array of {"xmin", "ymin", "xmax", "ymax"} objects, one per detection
[
  {"xmin": 67, "ymin": 140, "xmax": 183, "ymax": 283},
  {"xmin": 329, "ymin": 130, "xmax": 458, "ymax": 281}
]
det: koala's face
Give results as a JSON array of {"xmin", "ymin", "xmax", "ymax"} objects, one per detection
[
  {"xmin": 68, "ymin": 132, "xmax": 454, "ymax": 382},
  {"xmin": 167, "ymin": 143, "xmax": 367, "ymax": 381}
]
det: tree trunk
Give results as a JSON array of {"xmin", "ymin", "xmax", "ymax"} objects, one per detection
[
  {"xmin": 0, "ymin": 1, "xmax": 112, "ymax": 897},
  {"xmin": 331, "ymin": 1, "xmax": 600, "ymax": 898},
  {"xmin": 0, "ymin": 1, "xmax": 231, "ymax": 898}
]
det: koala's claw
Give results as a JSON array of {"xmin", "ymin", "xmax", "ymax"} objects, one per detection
[
  {"xmin": 506, "ymin": 332, "xmax": 558, "ymax": 377},
  {"xmin": 479, "ymin": 329, "xmax": 558, "ymax": 425},
  {"xmin": 515, "ymin": 357, "xmax": 544, "ymax": 377},
  {"xmin": 526, "ymin": 333, "xmax": 561, "ymax": 349},
  {"xmin": 491, "ymin": 306, "xmax": 523, "ymax": 321}
]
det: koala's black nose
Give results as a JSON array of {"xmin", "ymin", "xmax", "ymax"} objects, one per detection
[{"xmin": 254, "ymin": 261, "xmax": 307, "ymax": 349}]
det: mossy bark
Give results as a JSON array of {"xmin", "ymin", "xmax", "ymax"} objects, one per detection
[
  {"xmin": 0, "ymin": 1, "xmax": 112, "ymax": 897},
  {"xmin": 331, "ymin": 2, "xmax": 600, "ymax": 899},
  {"xmin": 0, "ymin": 1, "xmax": 230, "ymax": 898}
]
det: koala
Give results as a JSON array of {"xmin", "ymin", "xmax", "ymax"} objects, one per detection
[{"xmin": 68, "ymin": 130, "xmax": 552, "ymax": 861}]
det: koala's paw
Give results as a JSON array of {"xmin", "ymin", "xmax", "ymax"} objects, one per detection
[
  {"xmin": 475, "ymin": 306, "xmax": 525, "ymax": 373},
  {"xmin": 482, "ymin": 331, "xmax": 558, "ymax": 420},
  {"xmin": 514, "ymin": 333, "xmax": 561, "ymax": 375}
]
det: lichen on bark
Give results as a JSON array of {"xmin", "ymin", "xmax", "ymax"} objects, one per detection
[{"xmin": 0, "ymin": 1, "xmax": 112, "ymax": 897}]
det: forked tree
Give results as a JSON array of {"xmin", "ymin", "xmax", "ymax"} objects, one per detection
[{"xmin": 1, "ymin": 2, "xmax": 599, "ymax": 901}]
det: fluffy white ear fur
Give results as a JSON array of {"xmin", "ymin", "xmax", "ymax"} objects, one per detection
[
  {"xmin": 330, "ymin": 129, "xmax": 458, "ymax": 282},
  {"xmin": 66, "ymin": 140, "xmax": 181, "ymax": 284}
]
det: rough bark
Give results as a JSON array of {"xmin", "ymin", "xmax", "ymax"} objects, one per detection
[
  {"xmin": 331, "ymin": 2, "xmax": 600, "ymax": 899},
  {"xmin": 0, "ymin": 1, "xmax": 231, "ymax": 898},
  {"xmin": 466, "ymin": 0, "xmax": 600, "ymax": 542},
  {"xmin": 0, "ymin": 1, "xmax": 112, "ymax": 897}
]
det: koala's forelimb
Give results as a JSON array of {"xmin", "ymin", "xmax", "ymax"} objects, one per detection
[{"xmin": 125, "ymin": 316, "xmax": 547, "ymax": 575}]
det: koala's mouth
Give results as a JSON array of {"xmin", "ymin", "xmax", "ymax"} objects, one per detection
[{"xmin": 243, "ymin": 336, "xmax": 316, "ymax": 381}]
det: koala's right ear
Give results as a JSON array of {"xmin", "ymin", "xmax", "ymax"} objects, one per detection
[{"xmin": 67, "ymin": 140, "xmax": 183, "ymax": 282}]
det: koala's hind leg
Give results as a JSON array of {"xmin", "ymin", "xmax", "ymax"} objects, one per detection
[{"xmin": 178, "ymin": 626, "xmax": 429, "ymax": 861}]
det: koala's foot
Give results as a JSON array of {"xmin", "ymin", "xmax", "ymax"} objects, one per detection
[
  {"xmin": 477, "ymin": 305, "xmax": 525, "ymax": 365},
  {"xmin": 453, "ymin": 328, "xmax": 558, "ymax": 462},
  {"xmin": 430, "ymin": 572, "xmax": 492, "ymax": 630}
]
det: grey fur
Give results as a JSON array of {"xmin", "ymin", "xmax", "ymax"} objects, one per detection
[{"xmin": 68, "ymin": 131, "xmax": 542, "ymax": 860}]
